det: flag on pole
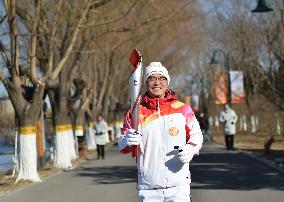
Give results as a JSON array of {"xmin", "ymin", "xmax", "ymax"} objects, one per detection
[
  {"xmin": 214, "ymin": 71, "xmax": 227, "ymax": 104},
  {"xmin": 230, "ymin": 71, "xmax": 245, "ymax": 104}
]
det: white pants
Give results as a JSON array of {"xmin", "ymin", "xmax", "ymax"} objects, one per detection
[{"xmin": 138, "ymin": 184, "xmax": 191, "ymax": 202}]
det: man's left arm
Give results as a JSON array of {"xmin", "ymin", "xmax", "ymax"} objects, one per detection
[
  {"xmin": 178, "ymin": 106, "xmax": 203, "ymax": 164},
  {"xmin": 186, "ymin": 115, "xmax": 203, "ymax": 155}
]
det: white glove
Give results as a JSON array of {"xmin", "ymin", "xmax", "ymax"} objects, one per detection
[
  {"xmin": 125, "ymin": 129, "xmax": 142, "ymax": 146},
  {"xmin": 178, "ymin": 144, "xmax": 194, "ymax": 164}
]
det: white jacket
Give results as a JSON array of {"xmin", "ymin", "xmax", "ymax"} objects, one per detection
[
  {"xmin": 219, "ymin": 108, "xmax": 238, "ymax": 135},
  {"xmin": 93, "ymin": 120, "xmax": 108, "ymax": 145},
  {"xmin": 118, "ymin": 91, "xmax": 203, "ymax": 190}
]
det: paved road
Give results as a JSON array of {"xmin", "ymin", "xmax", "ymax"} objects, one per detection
[
  {"xmin": 191, "ymin": 142, "xmax": 284, "ymax": 202},
  {"xmin": 0, "ymin": 146, "xmax": 138, "ymax": 202},
  {"xmin": 1, "ymin": 142, "xmax": 284, "ymax": 202}
]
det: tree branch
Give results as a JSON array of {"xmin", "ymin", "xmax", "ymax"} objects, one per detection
[
  {"xmin": 46, "ymin": 0, "xmax": 63, "ymax": 76},
  {"xmin": 86, "ymin": 1, "xmax": 137, "ymax": 28},
  {"xmin": 51, "ymin": 0, "xmax": 92, "ymax": 80},
  {"xmin": 0, "ymin": 40, "xmax": 11, "ymax": 70},
  {"xmin": 30, "ymin": 0, "xmax": 42, "ymax": 85},
  {"xmin": 4, "ymin": 0, "xmax": 20, "ymax": 79},
  {"xmin": 0, "ymin": 68, "xmax": 7, "ymax": 82}
]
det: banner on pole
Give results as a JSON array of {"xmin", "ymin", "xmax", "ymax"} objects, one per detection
[
  {"xmin": 214, "ymin": 71, "xmax": 227, "ymax": 104},
  {"xmin": 230, "ymin": 71, "xmax": 245, "ymax": 104}
]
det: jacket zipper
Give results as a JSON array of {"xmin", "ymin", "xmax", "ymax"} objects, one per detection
[
  {"xmin": 157, "ymin": 98, "xmax": 167, "ymax": 186},
  {"xmin": 157, "ymin": 99, "xmax": 161, "ymax": 117}
]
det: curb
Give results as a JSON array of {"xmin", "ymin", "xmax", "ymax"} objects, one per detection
[
  {"xmin": 211, "ymin": 140, "xmax": 284, "ymax": 173},
  {"xmin": 241, "ymin": 150, "xmax": 284, "ymax": 173}
]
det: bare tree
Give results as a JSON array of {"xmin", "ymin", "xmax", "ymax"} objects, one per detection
[
  {"xmin": 0, "ymin": 0, "xmax": 94, "ymax": 181},
  {"xmin": 86, "ymin": 0, "xmax": 206, "ymax": 120},
  {"xmin": 0, "ymin": 0, "xmax": 44, "ymax": 182}
]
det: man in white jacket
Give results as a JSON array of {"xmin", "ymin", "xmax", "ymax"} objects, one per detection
[
  {"xmin": 118, "ymin": 62, "xmax": 203, "ymax": 202},
  {"xmin": 219, "ymin": 104, "xmax": 238, "ymax": 151},
  {"xmin": 93, "ymin": 115, "xmax": 108, "ymax": 159}
]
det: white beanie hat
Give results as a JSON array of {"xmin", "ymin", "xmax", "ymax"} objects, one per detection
[{"xmin": 144, "ymin": 62, "xmax": 170, "ymax": 85}]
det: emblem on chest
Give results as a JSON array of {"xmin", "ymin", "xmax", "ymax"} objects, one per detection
[{"xmin": 169, "ymin": 126, "xmax": 179, "ymax": 136}]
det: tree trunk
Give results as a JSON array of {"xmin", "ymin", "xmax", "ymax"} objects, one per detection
[
  {"xmin": 74, "ymin": 110, "xmax": 86, "ymax": 158},
  {"xmin": 53, "ymin": 107, "xmax": 76, "ymax": 169},
  {"xmin": 36, "ymin": 111, "xmax": 46, "ymax": 168},
  {"xmin": 15, "ymin": 115, "xmax": 41, "ymax": 183},
  {"xmin": 7, "ymin": 84, "xmax": 45, "ymax": 183},
  {"xmin": 86, "ymin": 120, "xmax": 96, "ymax": 150}
]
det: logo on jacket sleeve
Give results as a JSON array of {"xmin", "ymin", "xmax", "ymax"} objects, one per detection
[{"xmin": 169, "ymin": 127, "xmax": 179, "ymax": 136}]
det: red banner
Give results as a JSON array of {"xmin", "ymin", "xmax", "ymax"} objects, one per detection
[{"xmin": 214, "ymin": 71, "xmax": 227, "ymax": 104}]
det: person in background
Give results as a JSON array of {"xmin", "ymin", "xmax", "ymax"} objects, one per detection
[
  {"xmin": 219, "ymin": 103, "xmax": 238, "ymax": 151},
  {"xmin": 118, "ymin": 62, "xmax": 203, "ymax": 202},
  {"xmin": 93, "ymin": 114, "xmax": 108, "ymax": 159},
  {"xmin": 198, "ymin": 112, "xmax": 211, "ymax": 142}
]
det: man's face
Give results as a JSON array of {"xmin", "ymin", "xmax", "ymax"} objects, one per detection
[
  {"xmin": 146, "ymin": 73, "xmax": 168, "ymax": 98},
  {"xmin": 224, "ymin": 104, "xmax": 229, "ymax": 110},
  {"xmin": 97, "ymin": 116, "xmax": 102, "ymax": 121}
]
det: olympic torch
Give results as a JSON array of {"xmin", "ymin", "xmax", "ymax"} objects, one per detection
[{"xmin": 129, "ymin": 49, "xmax": 143, "ymax": 157}]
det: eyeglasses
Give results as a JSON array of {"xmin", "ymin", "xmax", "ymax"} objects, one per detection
[{"xmin": 147, "ymin": 76, "xmax": 167, "ymax": 83}]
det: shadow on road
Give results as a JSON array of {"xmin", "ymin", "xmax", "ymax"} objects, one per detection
[
  {"xmin": 76, "ymin": 165, "xmax": 137, "ymax": 184},
  {"xmin": 190, "ymin": 150, "xmax": 284, "ymax": 191}
]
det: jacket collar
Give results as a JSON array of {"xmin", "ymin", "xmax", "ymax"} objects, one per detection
[{"xmin": 141, "ymin": 90, "xmax": 177, "ymax": 110}]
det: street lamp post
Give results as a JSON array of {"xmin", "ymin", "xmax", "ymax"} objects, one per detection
[
  {"xmin": 191, "ymin": 75, "xmax": 207, "ymax": 114},
  {"xmin": 210, "ymin": 49, "xmax": 232, "ymax": 107},
  {"xmin": 251, "ymin": 0, "xmax": 273, "ymax": 13},
  {"xmin": 199, "ymin": 76, "xmax": 208, "ymax": 114}
]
